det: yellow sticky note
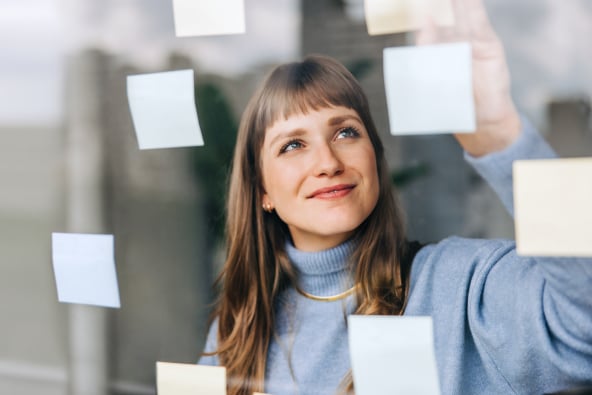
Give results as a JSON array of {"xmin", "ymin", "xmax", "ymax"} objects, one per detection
[
  {"xmin": 364, "ymin": 0, "xmax": 454, "ymax": 35},
  {"xmin": 172, "ymin": 0, "xmax": 246, "ymax": 37},
  {"xmin": 156, "ymin": 362, "xmax": 226, "ymax": 395},
  {"xmin": 514, "ymin": 158, "xmax": 592, "ymax": 257}
]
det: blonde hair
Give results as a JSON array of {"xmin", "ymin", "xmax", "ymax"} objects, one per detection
[{"xmin": 206, "ymin": 54, "xmax": 409, "ymax": 395}]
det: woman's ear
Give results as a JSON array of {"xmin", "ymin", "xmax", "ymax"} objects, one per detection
[{"xmin": 261, "ymin": 193, "xmax": 274, "ymax": 213}]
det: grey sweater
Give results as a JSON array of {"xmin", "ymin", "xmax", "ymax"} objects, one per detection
[{"xmin": 199, "ymin": 121, "xmax": 592, "ymax": 394}]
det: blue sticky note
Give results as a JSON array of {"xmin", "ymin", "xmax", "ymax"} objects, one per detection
[
  {"xmin": 127, "ymin": 69, "xmax": 204, "ymax": 150},
  {"xmin": 383, "ymin": 42, "xmax": 475, "ymax": 135},
  {"xmin": 51, "ymin": 232, "xmax": 120, "ymax": 308},
  {"xmin": 348, "ymin": 315, "xmax": 441, "ymax": 395}
]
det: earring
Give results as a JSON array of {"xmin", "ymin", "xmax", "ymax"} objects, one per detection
[{"xmin": 262, "ymin": 203, "xmax": 273, "ymax": 212}]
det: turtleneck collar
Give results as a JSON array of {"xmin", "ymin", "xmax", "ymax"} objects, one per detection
[{"xmin": 285, "ymin": 239, "xmax": 356, "ymax": 296}]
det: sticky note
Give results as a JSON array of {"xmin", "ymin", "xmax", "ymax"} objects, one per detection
[
  {"xmin": 51, "ymin": 233, "xmax": 120, "ymax": 308},
  {"xmin": 348, "ymin": 315, "xmax": 441, "ymax": 395},
  {"xmin": 514, "ymin": 158, "xmax": 592, "ymax": 257},
  {"xmin": 156, "ymin": 362, "xmax": 226, "ymax": 395},
  {"xmin": 127, "ymin": 69, "xmax": 204, "ymax": 150},
  {"xmin": 383, "ymin": 42, "xmax": 475, "ymax": 135},
  {"xmin": 172, "ymin": 0, "xmax": 246, "ymax": 37},
  {"xmin": 364, "ymin": 0, "xmax": 455, "ymax": 35}
]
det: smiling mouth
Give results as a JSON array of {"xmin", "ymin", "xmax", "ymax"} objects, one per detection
[{"xmin": 308, "ymin": 184, "xmax": 356, "ymax": 199}]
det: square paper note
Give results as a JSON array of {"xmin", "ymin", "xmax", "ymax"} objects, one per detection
[
  {"xmin": 51, "ymin": 233, "xmax": 120, "ymax": 308},
  {"xmin": 172, "ymin": 0, "xmax": 246, "ymax": 37},
  {"xmin": 127, "ymin": 69, "xmax": 204, "ymax": 150},
  {"xmin": 348, "ymin": 315, "xmax": 441, "ymax": 395},
  {"xmin": 157, "ymin": 362, "xmax": 226, "ymax": 395},
  {"xmin": 364, "ymin": 0, "xmax": 455, "ymax": 35},
  {"xmin": 383, "ymin": 42, "xmax": 475, "ymax": 135},
  {"xmin": 514, "ymin": 158, "xmax": 592, "ymax": 257}
]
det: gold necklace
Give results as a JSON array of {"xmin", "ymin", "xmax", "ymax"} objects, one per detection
[{"xmin": 296, "ymin": 284, "xmax": 358, "ymax": 302}]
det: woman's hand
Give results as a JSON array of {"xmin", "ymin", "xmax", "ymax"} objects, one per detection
[{"xmin": 416, "ymin": 0, "xmax": 521, "ymax": 157}]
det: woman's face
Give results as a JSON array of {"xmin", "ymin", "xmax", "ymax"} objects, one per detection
[{"xmin": 260, "ymin": 105, "xmax": 380, "ymax": 252}]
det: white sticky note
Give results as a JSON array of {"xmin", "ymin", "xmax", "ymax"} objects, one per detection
[
  {"xmin": 156, "ymin": 362, "xmax": 226, "ymax": 395},
  {"xmin": 514, "ymin": 158, "xmax": 592, "ymax": 257},
  {"xmin": 348, "ymin": 315, "xmax": 441, "ymax": 395},
  {"xmin": 383, "ymin": 42, "xmax": 475, "ymax": 135},
  {"xmin": 364, "ymin": 0, "xmax": 454, "ymax": 35},
  {"xmin": 51, "ymin": 233, "xmax": 120, "ymax": 308},
  {"xmin": 127, "ymin": 69, "xmax": 204, "ymax": 150},
  {"xmin": 172, "ymin": 0, "xmax": 246, "ymax": 37}
]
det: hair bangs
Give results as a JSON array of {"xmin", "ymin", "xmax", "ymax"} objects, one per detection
[{"xmin": 255, "ymin": 55, "xmax": 366, "ymax": 134}]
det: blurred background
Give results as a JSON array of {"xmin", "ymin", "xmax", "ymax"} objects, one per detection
[{"xmin": 1, "ymin": 0, "xmax": 591, "ymax": 394}]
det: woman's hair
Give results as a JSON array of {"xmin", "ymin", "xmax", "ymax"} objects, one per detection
[{"xmin": 206, "ymin": 54, "xmax": 409, "ymax": 395}]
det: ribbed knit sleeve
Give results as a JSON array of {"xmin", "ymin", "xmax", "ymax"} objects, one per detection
[
  {"xmin": 407, "ymin": 117, "xmax": 592, "ymax": 394},
  {"xmin": 463, "ymin": 116, "xmax": 556, "ymax": 216}
]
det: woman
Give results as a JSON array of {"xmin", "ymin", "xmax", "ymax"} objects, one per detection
[{"xmin": 199, "ymin": 0, "xmax": 592, "ymax": 394}]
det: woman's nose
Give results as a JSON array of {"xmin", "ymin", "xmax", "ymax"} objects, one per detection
[{"xmin": 313, "ymin": 143, "xmax": 344, "ymax": 177}]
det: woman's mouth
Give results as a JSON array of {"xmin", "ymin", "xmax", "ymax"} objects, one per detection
[{"xmin": 308, "ymin": 184, "xmax": 356, "ymax": 199}]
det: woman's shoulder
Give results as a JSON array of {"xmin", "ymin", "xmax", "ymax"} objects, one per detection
[
  {"xmin": 416, "ymin": 236, "xmax": 515, "ymax": 260},
  {"xmin": 410, "ymin": 236, "xmax": 518, "ymax": 281},
  {"xmin": 198, "ymin": 318, "xmax": 220, "ymax": 366}
]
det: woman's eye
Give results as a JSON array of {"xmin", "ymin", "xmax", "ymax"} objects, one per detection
[
  {"xmin": 279, "ymin": 140, "xmax": 303, "ymax": 154},
  {"xmin": 336, "ymin": 126, "xmax": 360, "ymax": 139}
]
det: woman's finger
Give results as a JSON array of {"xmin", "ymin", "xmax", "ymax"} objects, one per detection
[{"xmin": 415, "ymin": 15, "xmax": 438, "ymax": 46}]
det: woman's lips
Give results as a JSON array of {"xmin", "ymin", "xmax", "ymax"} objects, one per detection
[{"xmin": 308, "ymin": 184, "xmax": 356, "ymax": 199}]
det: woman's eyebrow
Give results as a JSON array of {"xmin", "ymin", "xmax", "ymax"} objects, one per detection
[
  {"xmin": 268, "ymin": 128, "xmax": 307, "ymax": 148},
  {"xmin": 327, "ymin": 114, "xmax": 363, "ymax": 126}
]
